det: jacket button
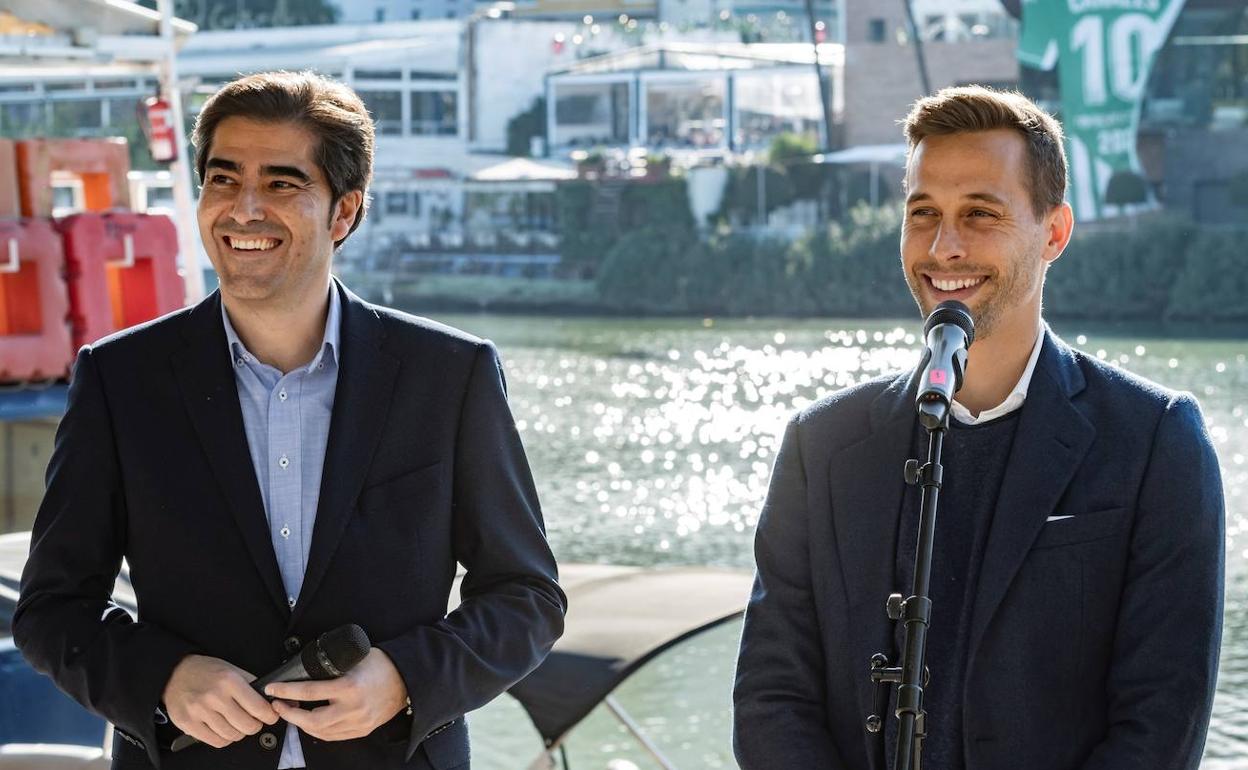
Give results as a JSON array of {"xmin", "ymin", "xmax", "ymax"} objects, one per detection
[
  {"xmin": 259, "ymin": 732, "xmax": 278, "ymax": 750},
  {"xmin": 284, "ymin": 635, "xmax": 302, "ymax": 654}
]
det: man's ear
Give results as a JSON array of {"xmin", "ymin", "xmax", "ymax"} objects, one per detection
[
  {"xmin": 1042, "ymin": 201, "xmax": 1074, "ymax": 266},
  {"xmin": 330, "ymin": 190, "xmax": 365, "ymax": 242}
]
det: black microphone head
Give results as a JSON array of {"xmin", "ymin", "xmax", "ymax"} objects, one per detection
[
  {"xmin": 924, "ymin": 300, "xmax": 975, "ymax": 347},
  {"xmin": 300, "ymin": 624, "xmax": 371, "ymax": 679}
]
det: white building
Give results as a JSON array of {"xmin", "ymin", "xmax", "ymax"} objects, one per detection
[
  {"xmin": 545, "ymin": 41, "xmax": 843, "ymax": 157},
  {"xmin": 176, "ymin": 18, "xmax": 713, "ymax": 261}
]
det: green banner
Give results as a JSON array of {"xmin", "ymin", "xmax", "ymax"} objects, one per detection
[{"xmin": 1018, "ymin": 0, "xmax": 1186, "ymax": 220}]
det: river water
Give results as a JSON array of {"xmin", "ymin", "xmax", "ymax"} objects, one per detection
[{"xmin": 423, "ymin": 313, "xmax": 1247, "ymax": 770}]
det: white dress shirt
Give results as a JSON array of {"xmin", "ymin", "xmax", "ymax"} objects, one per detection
[{"xmin": 949, "ymin": 321, "xmax": 1045, "ymax": 426}]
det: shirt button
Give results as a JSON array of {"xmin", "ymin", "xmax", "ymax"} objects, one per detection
[
  {"xmin": 317, "ymin": 363, "xmax": 324, "ymax": 370},
  {"xmin": 287, "ymin": 596, "xmax": 296, "ymax": 608},
  {"xmin": 278, "ymin": 389, "xmax": 288, "ymax": 401},
  {"xmin": 235, "ymin": 358, "xmax": 244, "ymax": 367},
  {"xmin": 280, "ymin": 526, "xmax": 290, "ymax": 538},
  {"xmin": 278, "ymin": 455, "xmax": 289, "ymax": 469},
  {"xmin": 259, "ymin": 731, "xmax": 278, "ymax": 750},
  {"xmin": 284, "ymin": 635, "xmax": 302, "ymax": 653}
]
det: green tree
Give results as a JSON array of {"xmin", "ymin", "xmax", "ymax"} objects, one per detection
[
  {"xmin": 768, "ymin": 131, "xmax": 817, "ymax": 164},
  {"xmin": 506, "ymin": 98, "xmax": 547, "ymax": 157},
  {"xmin": 1104, "ymin": 169, "xmax": 1150, "ymax": 207}
]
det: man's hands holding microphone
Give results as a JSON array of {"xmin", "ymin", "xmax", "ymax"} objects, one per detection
[
  {"xmin": 268, "ymin": 648, "xmax": 409, "ymax": 741},
  {"xmin": 161, "ymin": 647, "xmax": 409, "ymax": 748}
]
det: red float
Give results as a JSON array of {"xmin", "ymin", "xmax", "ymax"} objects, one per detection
[
  {"xmin": 57, "ymin": 212, "xmax": 185, "ymax": 350},
  {"xmin": 0, "ymin": 219, "xmax": 72, "ymax": 382}
]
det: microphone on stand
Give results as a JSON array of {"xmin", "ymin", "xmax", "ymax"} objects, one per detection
[
  {"xmin": 170, "ymin": 624, "xmax": 371, "ymax": 752},
  {"xmin": 915, "ymin": 300, "xmax": 975, "ymax": 429}
]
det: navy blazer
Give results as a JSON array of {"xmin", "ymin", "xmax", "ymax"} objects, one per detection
[
  {"xmin": 15, "ymin": 282, "xmax": 566, "ymax": 770},
  {"xmin": 734, "ymin": 330, "xmax": 1224, "ymax": 770}
]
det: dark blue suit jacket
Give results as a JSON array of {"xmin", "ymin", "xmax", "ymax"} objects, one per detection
[
  {"xmin": 734, "ymin": 330, "xmax": 1224, "ymax": 769},
  {"xmin": 15, "ymin": 282, "xmax": 566, "ymax": 769}
]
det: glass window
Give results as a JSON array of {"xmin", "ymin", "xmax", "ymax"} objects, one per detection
[
  {"xmin": 359, "ymin": 90, "xmax": 402, "ymax": 136},
  {"xmin": 46, "ymin": 81, "xmax": 87, "ymax": 93},
  {"xmin": 868, "ymin": 18, "xmax": 886, "ymax": 43},
  {"xmin": 0, "ymin": 102, "xmax": 44, "ymax": 134},
  {"xmin": 51, "ymin": 99, "xmax": 103, "ymax": 132},
  {"xmin": 733, "ymin": 73, "xmax": 822, "ymax": 150},
  {"xmin": 410, "ymin": 90, "xmax": 458, "ymax": 136},
  {"xmin": 385, "ymin": 190, "xmax": 409, "ymax": 215},
  {"xmin": 356, "ymin": 69, "xmax": 402, "ymax": 80},
  {"xmin": 553, "ymin": 82, "xmax": 630, "ymax": 147},
  {"xmin": 410, "ymin": 71, "xmax": 456, "ymax": 81},
  {"xmin": 645, "ymin": 78, "xmax": 726, "ymax": 149},
  {"xmin": 108, "ymin": 97, "xmax": 142, "ymax": 127}
]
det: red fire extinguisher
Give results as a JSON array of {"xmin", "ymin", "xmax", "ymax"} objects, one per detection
[{"xmin": 143, "ymin": 96, "xmax": 178, "ymax": 163}]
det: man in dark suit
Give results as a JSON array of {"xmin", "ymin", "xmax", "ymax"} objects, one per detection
[
  {"xmin": 733, "ymin": 86, "xmax": 1225, "ymax": 769},
  {"xmin": 15, "ymin": 71, "xmax": 565, "ymax": 770}
]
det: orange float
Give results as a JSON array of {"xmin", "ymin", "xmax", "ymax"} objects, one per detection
[
  {"xmin": 14, "ymin": 138, "xmax": 131, "ymax": 217},
  {"xmin": 0, "ymin": 218, "xmax": 72, "ymax": 382}
]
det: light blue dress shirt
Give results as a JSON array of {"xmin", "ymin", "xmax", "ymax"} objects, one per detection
[{"xmin": 221, "ymin": 284, "xmax": 341, "ymax": 769}]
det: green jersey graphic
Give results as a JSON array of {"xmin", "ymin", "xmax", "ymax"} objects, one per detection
[{"xmin": 1018, "ymin": 0, "xmax": 1186, "ymax": 220}]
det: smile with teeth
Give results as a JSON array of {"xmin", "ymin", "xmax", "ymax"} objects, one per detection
[
  {"xmin": 930, "ymin": 276, "xmax": 984, "ymax": 292},
  {"xmin": 226, "ymin": 236, "xmax": 281, "ymax": 251}
]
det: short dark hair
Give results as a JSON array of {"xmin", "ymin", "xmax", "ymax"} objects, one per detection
[
  {"xmin": 902, "ymin": 85, "xmax": 1067, "ymax": 220},
  {"xmin": 192, "ymin": 71, "xmax": 374, "ymax": 249}
]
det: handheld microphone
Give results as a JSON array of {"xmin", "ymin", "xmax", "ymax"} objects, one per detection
[
  {"xmin": 170, "ymin": 624, "xmax": 370, "ymax": 752},
  {"xmin": 915, "ymin": 300, "xmax": 975, "ymax": 430}
]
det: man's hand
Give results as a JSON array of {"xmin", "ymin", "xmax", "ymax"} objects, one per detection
[
  {"xmin": 265, "ymin": 647, "xmax": 408, "ymax": 741},
  {"xmin": 162, "ymin": 654, "xmax": 280, "ymax": 748}
]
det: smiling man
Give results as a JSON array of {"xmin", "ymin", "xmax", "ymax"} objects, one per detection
[
  {"xmin": 15, "ymin": 71, "xmax": 565, "ymax": 770},
  {"xmin": 733, "ymin": 86, "xmax": 1225, "ymax": 769}
]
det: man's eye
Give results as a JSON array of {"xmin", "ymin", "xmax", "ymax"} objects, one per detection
[
  {"xmin": 909, "ymin": 208, "xmax": 934, "ymax": 217},
  {"xmin": 208, "ymin": 174, "xmax": 234, "ymax": 185},
  {"xmin": 271, "ymin": 181, "xmax": 295, "ymax": 190},
  {"xmin": 969, "ymin": 209, "xmax": 997, "ymax": 218}
]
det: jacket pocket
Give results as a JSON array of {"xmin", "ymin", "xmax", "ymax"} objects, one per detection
[
  {"xmin": 1031, "ymin": 507, "xmax": 1128, "ymax": 549},
  {"xmin": 357, "ymin": 461, "xmax": 443, "ymax": 512}
]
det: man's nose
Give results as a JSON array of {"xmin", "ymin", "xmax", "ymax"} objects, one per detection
[
  {"xmin": 228, "ymin": 184, "xmax": 265, "ymax": 225},
  {"xmin": 928, "ymin": 221, "xmax": 965, "ymax": 262}
]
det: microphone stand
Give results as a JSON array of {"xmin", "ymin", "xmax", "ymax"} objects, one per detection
[{"xmin": 866, "ymin": 404, "xmax": 950, "ymax": 770}]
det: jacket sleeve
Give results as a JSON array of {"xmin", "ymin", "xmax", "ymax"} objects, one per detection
[
  {"xmin": 13, "ymin": 347, "xmax": 198, "ymax": 768},
  {"xmin": 374, "ymin": 340, "xmax": 566, "ymax": 756},
  {"xmin": 733, "ymin": 416, "xmax": 845, "ymax": 768},
  {"xmin": 1080, "ymin": 393, "xmax": 1225, "ymax": 770}
]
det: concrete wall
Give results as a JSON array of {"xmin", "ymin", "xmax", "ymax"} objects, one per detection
[
  {"xmin": 0, "ymin": 420, "xmax": 56, "ymax": 535},
  {"xmin": 1157, "ymin": 126, "xmax": 1248, "ymax": 224},
  {"xmin": 841, "ymin": 0, "xmax": 1018, "ymax": 147}
]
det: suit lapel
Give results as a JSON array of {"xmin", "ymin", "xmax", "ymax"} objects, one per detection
[
  {"xmin": 292, "ymin": 281, "xmax": 400, "ymax": 626},
  {"xmin": 171, "ymin": 291, "xmax": 290, "ymax": 617},
  {"xmin": 829, "ymin": 369, "xmax": 916, "ymax": 762},
  {"xmin": 967, "ymin": 332, "xmax": 1094, "ymax": 658}
]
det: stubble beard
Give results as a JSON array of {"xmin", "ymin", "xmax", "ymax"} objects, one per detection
[{"xmin": 904, "ymin": 245, "xmax": 1043, "ymax": 344}]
